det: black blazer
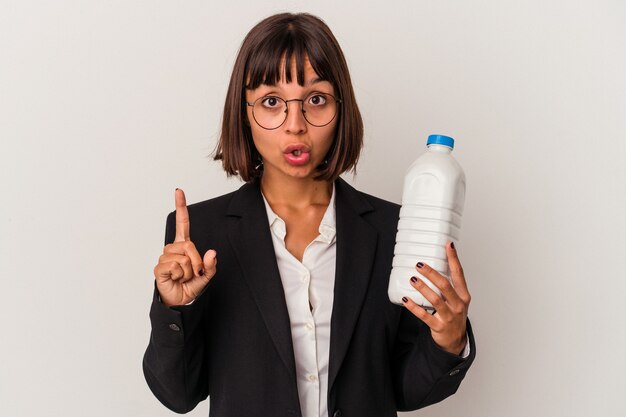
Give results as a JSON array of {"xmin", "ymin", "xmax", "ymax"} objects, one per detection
[{"xmin": 143, "ymin": 177, "xmax": 475, "ymax": 417}]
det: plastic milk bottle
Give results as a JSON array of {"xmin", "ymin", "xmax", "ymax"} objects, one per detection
[{"xmin": 388, "ymin": 134, "xmax": 466, "ymax": 310}]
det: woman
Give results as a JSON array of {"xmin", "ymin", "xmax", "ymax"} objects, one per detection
[{"xmin": 144, "ymin": 12, "xmax": 475, "ymax": 417}]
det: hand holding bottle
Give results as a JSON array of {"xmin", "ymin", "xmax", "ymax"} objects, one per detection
[
  {"xmin": 402, "ymin": 241, "xmax": 470, "ymax": 355},
  {"xmin": 153, "ymin": 188, "xmax": 217, "ymax": 307}
]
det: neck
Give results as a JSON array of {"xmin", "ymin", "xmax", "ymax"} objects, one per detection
[{"xmin": 260, "ymin": 173, "xmax": 332, "ymax": 209}]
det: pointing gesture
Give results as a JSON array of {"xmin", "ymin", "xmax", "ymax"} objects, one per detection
[
  {"xmin": 153, "ymin": 188, "xmax": 218, "ymax": 307},
  {"xmin": 175, "ymin": 188, "xmax": 191, "ymax": 242}
]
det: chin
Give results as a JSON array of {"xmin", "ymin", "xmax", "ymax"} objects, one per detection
[
  {"xmin": 287, "ymin": 169, "xmax": 314, "ymax": 179},
  {"xmin": 264, "ymin": 160, "xmax": 321, "ymax": 181},
  {"xmin": 283, "ymin": 165, "xmax": 318, "ymax": 179}
]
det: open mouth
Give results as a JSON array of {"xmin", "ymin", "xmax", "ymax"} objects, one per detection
[
  {"xmin": 283, "ymin": 143, "xmax": 311, "ymax": 155},
  {"xmin": 283, "ymin": 144, "xmax": 311, "ymax": 166}
]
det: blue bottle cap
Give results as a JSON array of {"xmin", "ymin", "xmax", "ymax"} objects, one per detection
[{"xmin": 427, "ymin": 134, "xmax": 455, "ymax": 149}]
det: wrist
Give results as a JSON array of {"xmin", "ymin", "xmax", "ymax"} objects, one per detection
[{"xmin": 434, "ymin": 334, "xmax": 467, "ymax": 356}]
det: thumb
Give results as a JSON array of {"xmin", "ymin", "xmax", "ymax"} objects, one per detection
[{"xmin": 202, "ymin": 249, "xmax": 218, "ymax": 279}]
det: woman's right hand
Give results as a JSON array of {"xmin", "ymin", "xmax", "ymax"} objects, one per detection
[{"xmin": 153, "ymin": 188, "xmax": 217, "ymax": 307}]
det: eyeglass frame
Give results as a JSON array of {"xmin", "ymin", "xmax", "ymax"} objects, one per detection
[{"xmin": 245, "ymin": 92, "xmax": 342, "ymax": 130}]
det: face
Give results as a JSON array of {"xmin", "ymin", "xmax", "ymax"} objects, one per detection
[{"xmin": 245, "ymin": 56, "xmax": 338, "ymax": 183}]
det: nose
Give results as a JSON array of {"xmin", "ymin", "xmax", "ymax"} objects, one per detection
[{"xmin": 283, "ymin": 99, "xmax": 307, "ymax": 134}]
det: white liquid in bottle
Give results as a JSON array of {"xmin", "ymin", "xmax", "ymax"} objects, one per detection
[{"xmin": 388, "ymin": 134, "xmax": 466, "ymax": 309}]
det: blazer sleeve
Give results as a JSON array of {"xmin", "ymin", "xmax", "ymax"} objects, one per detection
[
  {"xmin": 142, "ymin": 211, "xmax": 211, "ymax": 413},
  {"xmin": 392, "ymin": 309, "xmax": 476, "ymax": 411}
]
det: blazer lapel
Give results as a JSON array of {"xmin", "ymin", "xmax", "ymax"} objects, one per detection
[
  {"xmin": 225, "ymin": 180, "xmax": 297, "ymax": 384},
  {"xmin": 328, "ymin": 178, "xmax": 378, "ymax": 391}
]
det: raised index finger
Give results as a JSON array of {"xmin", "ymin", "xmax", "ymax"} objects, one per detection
[{"xmin": 174, "ymin": 188, "xmax": 190, "ymax": 242}]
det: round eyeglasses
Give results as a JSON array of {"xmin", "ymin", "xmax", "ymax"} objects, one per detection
[{"xmin": 246, "ymin": 92, "xmax": 342, "ymax": 130}]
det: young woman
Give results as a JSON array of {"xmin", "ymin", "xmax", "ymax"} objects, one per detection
[{"xmin": 144, "ymin": 12, "xmax": 475, "ymax": 417}]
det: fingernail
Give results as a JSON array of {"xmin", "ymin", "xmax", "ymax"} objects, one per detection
[
  {"xmin": 410, "ymin": 276, "xmax": 418, "ymax": 283},
  {"xmin": 402, "ymin": 297, "xmax": 408, "ymax": 303},
  {"xmin": 416, "ymin": 262, "xmax": 424, "ymax": 269},
  {"xmin": 451, "ymin": 241, "xmax": 455, "ymax": 250},
  {"xmin": 199, "ymin": 268, "xmax": 205, "ymax": 276}
]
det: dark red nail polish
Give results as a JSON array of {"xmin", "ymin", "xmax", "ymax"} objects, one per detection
[
  {"xmin": 199, "ymin": 268, "xmax": 205, "ymax": 276},
  {"xmin": 410, "ymin": 276, "xmax": 418, "ymax": 283},
  {"xmin": 451, "ymin": 241, "xmax": 455, "ymax": 250},
  {"xmin": 416, "ymin": 262, "xmax": 424, "ymax": 269},
  {"xmin": 402, "ymin": 297, "xmax": 408, "ymax": 303}
]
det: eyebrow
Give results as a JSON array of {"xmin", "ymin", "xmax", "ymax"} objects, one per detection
[
  {"xmin": 308, "ymin": 77, "xmax": 323, "ymax": 86},
  {"xmin": 248, "ymin": 76, "xmax": 328, "ymax": 92},
  {"xmin": 274, "ymin": 76, "xmax": 325, "ymax": 87}
]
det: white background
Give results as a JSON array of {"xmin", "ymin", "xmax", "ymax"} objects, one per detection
[{"xmin": 1, "ymin": 1, "xmax": 625, "ymax": 416}]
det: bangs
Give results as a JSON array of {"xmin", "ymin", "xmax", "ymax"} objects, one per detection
[{"xmin": 244, "ymin": 27, "xmax": 332, "ymax": 89}]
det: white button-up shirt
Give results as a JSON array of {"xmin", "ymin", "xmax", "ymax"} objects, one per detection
[{"xmin": 261, "ymin": 184, "xmax": 337, "ymax": 417}]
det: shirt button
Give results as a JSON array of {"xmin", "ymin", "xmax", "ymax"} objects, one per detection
[
  {"xmin": 168, "ymin": 323, "xmax": 180, "ymax": 331},
  {"xmin": 308, "ymin": 374, "xmax": 317, "ymax": 382},
  {"xmin": 305, "ymin": 322, "xmax": 314, "ymax": 331},
  {"xmin": 449, "ymin": 369, "xmax": 460, "ymax": 376},
  {"xmin": 301, "ymin": 272, "xmax": 310, "ymax": 282}
]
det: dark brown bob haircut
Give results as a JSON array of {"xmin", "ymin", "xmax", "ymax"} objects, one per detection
[{"xmin": 213, "ymin": 12, "xmax": 363, "ymax": 182}]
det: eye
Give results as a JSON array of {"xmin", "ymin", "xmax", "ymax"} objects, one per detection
[
  {"xmin": 260, "ymin": 96, "xmax": 283, "ymax": 108},
  {"xmin": 307, "ymin": 94, "xmax": 328, "ymax": 106}
]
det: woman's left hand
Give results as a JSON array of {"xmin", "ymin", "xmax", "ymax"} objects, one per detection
[{"xmin": 402, "ymin": 241, "xmax": 471, "ymax": 356}]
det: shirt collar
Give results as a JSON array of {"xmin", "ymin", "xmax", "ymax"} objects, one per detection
[
  {"xmin": 261, "ymin": 182, "xmax": 337, "ymax": 245},
  {"xmin": 318, "ymin": 183, "xmax": 336, "ymax": 244}
]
